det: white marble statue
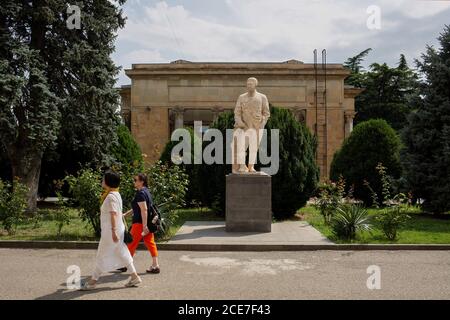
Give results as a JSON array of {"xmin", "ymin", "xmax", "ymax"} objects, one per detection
[{"xmin": 232, "ymin": 77, "xmax": 270, "ymax": 173}]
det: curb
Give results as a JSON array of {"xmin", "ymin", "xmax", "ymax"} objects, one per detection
[{"xmin": 1, "ymin": 240, "xmax": 450, "ymax": 251}]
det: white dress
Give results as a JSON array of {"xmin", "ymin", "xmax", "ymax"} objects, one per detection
[{"xmin": 94, "ymin": 192, "xmax": 133, "ymax": 273}]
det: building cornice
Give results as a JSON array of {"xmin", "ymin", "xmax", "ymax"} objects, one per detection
[
  {"xmin": 125, "ymin": 61, "xmax": 350, "ymax": 78},
  {"xmin": 344, "ymin": 86, "xmax": 365, "ymax": 98}
]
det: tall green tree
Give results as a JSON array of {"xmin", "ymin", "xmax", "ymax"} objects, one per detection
[
  {"xmin": 344, "ymin": 49, "xmax": 419, "ymax": 130},
  {"xmin": 355, "ymin": 58, "xmax": 419, "ymax": 130},
  {"xmin": 344, "ymin": 48, "xmax": 372, "ymax": 88},
  {"xmin": 0, "ymin": 1, "xmax": 126, "ymax": 211},
  {"xmin": 402, "ymin": 25, "xmax": 450, "ymax": 213}
]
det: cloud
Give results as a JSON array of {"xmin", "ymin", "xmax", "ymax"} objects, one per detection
[
  {"xmin": 378, "ymin": 0, "xmax": 450, "ymax": 19},
  {"xmin": 113, "ymin": 0, "xmax": 450, "ymax": 85}
]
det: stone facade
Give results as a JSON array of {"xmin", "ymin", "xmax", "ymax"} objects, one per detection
[{"xmin": 119, "ymin": 60, "xmax": 362, "ymax": 179}]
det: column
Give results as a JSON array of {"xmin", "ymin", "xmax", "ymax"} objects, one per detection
[
  {"xmin": 173, "ymin": 107, "xmax": 185, "ymax": 130},
  {"xmin": 211, "ymin": 106, "xmax": 223, "ymax": 123},
  {"xmin": 344, "ymin": 111, "xmax": 356, "ymax": 138},
  {"xmin": 291, "ymin": 107, "xmax": 306, "ymax": 124}
]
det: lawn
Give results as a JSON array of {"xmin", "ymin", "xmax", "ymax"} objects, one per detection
[
  {"xmin": 298, "ymin": 205, "xmax": 450, "ymax": 244},
  {"xmin": 0, "ymin": 207, "xmax": 222, "ymax": 243},
  {"xmin": 1, "ymin": 205, "xmax": 449, "ymax": 244}
]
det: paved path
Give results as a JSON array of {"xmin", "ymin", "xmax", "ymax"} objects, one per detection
[
  {"xmin": 168, "ymin": 221, "xmax": 332, "ymax": 246},
  {"xmin": 1, "ymin": 249, "xmax": 449, "ymax": 299}
]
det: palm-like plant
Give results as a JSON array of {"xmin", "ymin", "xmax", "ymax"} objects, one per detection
[{"xmin": 331, "ymin": 205, "xmax": 372, "ymax": 240}]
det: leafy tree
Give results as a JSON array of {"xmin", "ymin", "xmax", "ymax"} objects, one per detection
[
  {"xmin": 330, "ymin": 119, "xmax": 402, "ymax": 206},
  {"xmin": 0, "ymin": 1, "xmax": 126, "ymax": 211},
  {"xmin": 198, "ymin": 107, "xmax": 319, "ymax": 219},
  {"xmin": 355, "ymin": 59, "xmax": 419, "ymax": 130},
  {"xmin": 402, "ymin": 25, "xmax": 450, "ymax": 213},
  {"xmin": 344, "ymin": 49, "xmax": 419, "ymax": 130}
]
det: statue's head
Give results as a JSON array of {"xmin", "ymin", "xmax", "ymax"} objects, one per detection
[{"xmin": 246, "ymin": 77, "xmax": 258, "ymax": 92}]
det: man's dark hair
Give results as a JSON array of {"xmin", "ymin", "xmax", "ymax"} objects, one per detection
[
  {"xmin": 135, "ymin": 173, "xmax": 148, "ymax": 187},
  {"xmin": 104, "ymin": 171, "xmax": 121, "ymax": 188}
]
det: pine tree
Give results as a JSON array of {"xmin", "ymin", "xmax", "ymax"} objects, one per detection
[
  {"xmin": 344, "ymin": 48, "xmax": 372, "ymax": 88},
  {"xmin": 344, "ymin": 49, "xmax": 419, "ymax": 130},
  {"xmin": 402, "ymin": 25, "xmax": 450, "ymax": 213},
  {"xmin": 0, "ymin": 1, "xmax": 126, "ymax": 211}
]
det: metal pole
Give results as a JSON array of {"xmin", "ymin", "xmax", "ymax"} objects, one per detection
[
  {"xmin": 322, "ymin": 49, "xmax": 328, "ymax": 177},
  {"xmin": 314, "ymin": 49, "xmax": 318, "ymax": 164}
]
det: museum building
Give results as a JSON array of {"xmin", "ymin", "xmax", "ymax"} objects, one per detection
[{"xmin": 119, "ymin": 59, "xmax": 362, "ymax": 179}]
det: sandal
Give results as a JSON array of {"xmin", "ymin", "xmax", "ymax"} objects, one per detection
[{"xmin": 146, "ymin": 266, "xmax": 160, "ymax": 274}]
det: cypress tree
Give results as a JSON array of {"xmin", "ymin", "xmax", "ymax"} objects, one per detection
[{"xmin": 402, "ymin": 25, "xmax": 450, "ymax": 213}]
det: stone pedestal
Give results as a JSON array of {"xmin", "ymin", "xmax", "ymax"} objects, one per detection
[{"xmin": 226, "ymin": 173, "xmax": 272, "ymax": 232}]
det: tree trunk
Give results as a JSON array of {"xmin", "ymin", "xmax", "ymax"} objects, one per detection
[{"xmin": 10, "ymin": 153, "xmax": 42, "ymax": 213}]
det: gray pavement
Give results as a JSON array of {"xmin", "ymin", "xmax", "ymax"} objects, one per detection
[
  {"xmin": 169, "ymin": 221, "xmax": 332, "ymax": 245},
  {"xmin": 0, "ymin": 249, "xmax": 449, "ymax": 300}
]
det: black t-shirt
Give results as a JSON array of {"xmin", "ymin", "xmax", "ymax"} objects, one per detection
[{"xmin": 131, "ymin": 187, "xmax": 153, "ymax": 224}]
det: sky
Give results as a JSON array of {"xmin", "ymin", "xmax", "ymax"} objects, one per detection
[{"xmin": 112, "ymin": 0, "xmax": 450, "ymax": 86}]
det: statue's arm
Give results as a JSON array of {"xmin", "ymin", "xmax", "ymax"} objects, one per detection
[
  {"xmin": 261, "ymin": 95, "xmax": 270, "ymax": 127},
  {"xmin": 234, "ymin": 96, "xmax": 245, "ymax": 128}
]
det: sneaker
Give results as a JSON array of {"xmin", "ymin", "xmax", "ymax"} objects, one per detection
[
  {"xmin": 124, "ymin": 276, "xmax": 142, "ymax": 288},
  {"xmin": 79, "ymin": 280, "xmax": 97, "ymax": 291},
  {"xmin": 146, "ymin": 266, "xmax": 161, "ymax": 274}
]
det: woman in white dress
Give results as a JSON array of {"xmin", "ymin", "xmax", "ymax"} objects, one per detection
[{"xmin": 81, "ymin": 171, "xmax": 142, "ymax": 290}]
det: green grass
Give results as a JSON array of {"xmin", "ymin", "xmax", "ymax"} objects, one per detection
[
  {"xmin": 0, "ymin": 208, "xmax": 97, "ymax": 241},
  {"xmin": 0, "ymin": 207, "xmax": 223, "ymax": 243},
  {"xmin": 2, "ymin": 205, "xmax": 448, "ymax": 244},
  {"xmin": 299, "ymin": 205, "xmax": 450, "ymax": 244}
]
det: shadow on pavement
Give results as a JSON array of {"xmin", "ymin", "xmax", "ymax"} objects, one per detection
[{"xmin": 35, "ymin": 272, "xmax": 146, "ymax": 300}]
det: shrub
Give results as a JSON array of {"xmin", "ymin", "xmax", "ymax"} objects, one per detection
[
  {"xmin": 313, "ymin": 177, "xmax": 345, "ymax": 224},
  {"xmin": 364, "ymin": 162, "xmax": 397, "ymax": 208},
  {"xmin": 53, "ymin": 185, "xmax": 71, "ymax": 237},
  {"xmin": 65, "ymin": 163, "xmax": 189, "ymax": 239},
  {"xmin": 0, "ymin": 178, "xmax": 28, "ymax": 235},
  {"xmin": 65, "ymin": 169, "xmax": 103, "ymax": 237},
  {"xmin": 198, "ymin": 107, "xmax": 319, "ymax": 219},
  {"xmin": 110, "ymin": 124, "xmax": 143, "ymax": 168},
  {"xmin": 331, "ymin": 204, "xmax": 372, "ymax": 240},
  {"xmin": 330, "ymin": 119, "xmax": 402, "ymax": 206},
  {"xmin": 376, "ymin": 194, "xmax": 410, "ymax": 240},
  {"xmin": 115, "ymin": 161, "xmax": 191, "ymax": 239},
  {"xmin": 146, "ymin": 161, "xmax": 189, "ymax": 236},
  {"xmin": 160, "ymin": 127, "xmax": 203, "ymax": 206},
  {"xmin": 146, "ymin": 161, "xmax": 188, "ymax": 209},
  {"xmin": 114, "ymin": 161, "xmax": 143, "ymax": 211}
]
